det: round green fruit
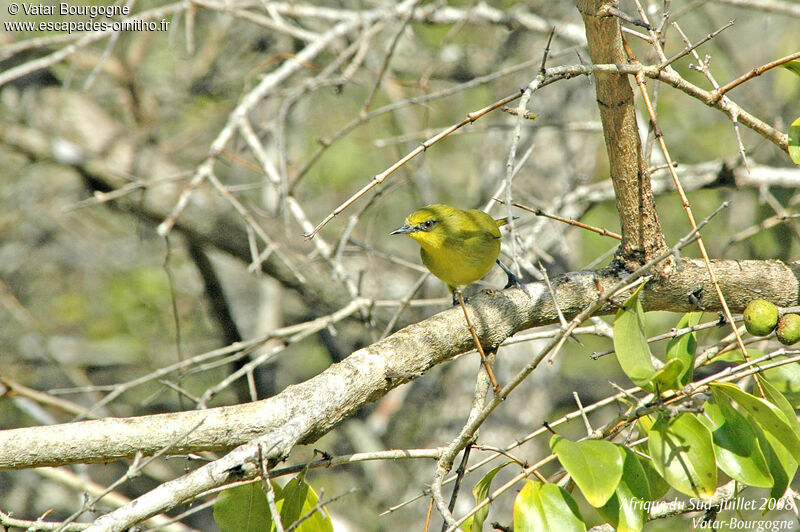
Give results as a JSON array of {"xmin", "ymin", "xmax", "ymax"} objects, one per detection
[
  {"xmin": 743, "ymin": 299, "xmax": 779, "ymax": 336},
  {"xmin": 777, "ymin": 314, "xmax": 800, "ymax": 345}
]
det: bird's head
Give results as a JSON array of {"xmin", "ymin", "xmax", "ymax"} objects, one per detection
[{"xmin": 390, "ymin": 204, "xmax": 454, "ymax": 247}]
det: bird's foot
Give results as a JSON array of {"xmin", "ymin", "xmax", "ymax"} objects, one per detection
[
  {"xmin": 505, "ymin": 273, "xmax": 531, "ymax": 297},
  {"xmin": 451, "ymin": 290, "xmax": 467, "ymax": 306},
  {"xmin": 497, "ymin": 259, "xmax": 531, "ymax": 297}
]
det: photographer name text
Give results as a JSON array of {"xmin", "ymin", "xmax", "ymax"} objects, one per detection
[
  {"xmin": 12, "ymin": 3, "xmax": 130, "ymax": 17},
  {"xmin": 5, "ymin": 2, "xmax": 170, "ymax": 33}
]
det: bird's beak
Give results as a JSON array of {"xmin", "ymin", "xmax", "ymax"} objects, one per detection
[{"xmin": 390, "ymin": 224, "xmax": 415, "ymax": 235}]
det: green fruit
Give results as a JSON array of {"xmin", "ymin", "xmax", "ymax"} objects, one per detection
[
  {"xmin": 743, "ymin": 299, "xmax": 779, "ymax": 336},
  {"xmin": 777, "ymin": 314, "xmax": 800, "ymax": 345}
]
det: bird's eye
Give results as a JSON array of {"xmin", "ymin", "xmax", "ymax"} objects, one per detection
[{"xmin": 422, "ymin": 220, "xmax": 435, "ymax": 230}]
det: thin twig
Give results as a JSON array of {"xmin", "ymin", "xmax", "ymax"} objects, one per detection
[
  {"xmin": 55, "ymin": 419, "xmax": 207, "ymax": 531},
  {"xmin": 360, "ymin": 0, "xmax": 421, "ymax": 113},
  {"xmin": 155, "ymin": 4, "xmax": 396, "ymax": 238},
  {"xmin": 499, "ymin": 199, "xmax": 621, "ymax": 240},
  {"xmin": 432, "ymin": 343, "xmax": 494, "ymax": 529},
  {"xmin": 671, "ymin": 22, "xmax": 750, "ymax": 170},
  {"xmin": 711, "ymin": 51, "xmax": 800, "ymax": 102},
  {"xmin": 573, "ymin": 392, "xmax": 594, "ymax": 437},
  {"xmin": 500, "ymin": 28, "xmax": 555, "ymax": 276},
  {"xmin": 259, "ymin": 443, "xmax": 285, "ymax": 532},
  {"xmin": 423, "ymin": 497, "xmax": 434, "ymax": 532},
  {"xmin": 0, "ymin": 509, "xmax": 88, "ymax": 532},
  {"xmin": 621, "ymin": 34, "xmax": 762, "ymax": 397},
  {"xmin": 380, "ymin": 272, "xmax": 430, "ymax": 339},
  {"xmin": 539, "ymin": 262, "xmax": 567, "ymax": 329},
  {"xmin": 305, "ymin": 91, "xmax": 524, "ymax": 238},
  {"xmin": 456, "ymin": 290, "xmax": 500, "ymax": 394},
  {"xmin": 440, "ymin": 212, "xmax": 727, "ymax": 531},
  {"xmin": 441, "ymin": 444, "xmax": 472, "ymax": 532},
  {"xmin": 284, "ymin": 488, "xmax": 357, "ymax": 532},
  {"xmin": 448, "ymin": 348, "xmax": 800, "ymax": 532},
  {"xmin": 660, "ymin": 20, "xmax": 735, "ymax": 67},
  {"xmin": 289, "ymin": 57, "xmax": 543, "ymax": 193},
  {"xmin": 604, "ymin": 5, "xmax": 651, "ymax": 29}
]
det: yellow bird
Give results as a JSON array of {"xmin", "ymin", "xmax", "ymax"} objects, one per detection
[{"xmin": 391, "ymin": 203, "xmax": 530, "ymax": 303}]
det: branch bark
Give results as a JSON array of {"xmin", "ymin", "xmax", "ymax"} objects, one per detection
[
  {"xmin": 0, "ymin": 258, "xmax": 793, "ymax": 530},
  {"xmin": 577, "ymin": 0, "xmax": 669, "ymax": 267},
  {"xmin": 1, "ymin": 258, "xmax": 797, "ymax": 471}
]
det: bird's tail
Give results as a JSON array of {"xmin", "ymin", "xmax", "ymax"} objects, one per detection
[{"xmin": 494, "ymin": 216, "xmax": 518, "ymax": 228}]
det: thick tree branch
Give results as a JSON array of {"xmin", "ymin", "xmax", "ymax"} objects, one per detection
[
  {"xmin": 577, "ymin": 0, "xmax": 669, "ymax": 267},
  {"xmin": 0, "ymin": 259, "xmax": 791, "ymax": 530},
  {"xmin": 1, "ymin": 258, "xmax": 797, "ymax": 471}
]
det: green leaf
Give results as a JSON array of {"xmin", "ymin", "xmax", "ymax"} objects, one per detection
[
  {"xmin": 636, "ymin": 414, "xmax": 656, "ymax": 437},
  {"xmin": 513, "ymin": 481, "xmax": 586, "ymax": 532},
  {"xmin": 761, "ymin": 359, "xmax": 800, "ymax": 407},
  {"xmin": 650, "ymin": 358, "xmax": 687, "ymax": 393},
  {"xmin": 214, "ymin": 482, "xmax": 272, "ymax": 532},
  {"xmin": 757, "ymin": 374, "xmax": 800, "ymax": 433},
  {"xmin": 618, "ymin": 449, "xmax": 654, "ymax": 500},
  {"xmin": 713, "ymin": 348, "xmax": 754, "ymax": 364},
  {"xmin": 648, "ymin": 413, "xmax": 717, "ymax": 499},
  {"xmin": 666, "ymin": 312, "xmax": 702, "ymax": 386},
  {"xmin": 634, "ymin": 416, "xmax": 673, "ymax": 499},
  {"xmin": 613, "ymin": 283, "xmax": 656, "ymax": 389},
  {"xmin": 783, "ymin": 60, "xmax": 800, "ymax": 78},
  {"xmin": 755, "ymin": 375, "xmax": 800, "ymax": 500},
  {"xmin": 279, "ymin": 474, "xmax": 333, "ymax": 532},
  {"xmin": 597, "ymin": 448, "xmax": 651, "ymax": 532},
  {"xmin": 711, "ymin": 382, "xmax": 800, "ymax": 462},
  {"xmin": 790, "ymin": 116, "xmax": 800, "ymax": 165},
  {"xmin": 214, "ymin": 473, "xmax": 332, "ymax": 532},
  {"xmin": 702, "ymin": 390, "xmax": 773, "ymax": 488},
  {"xmin": 754, "ymin": 420, "xmax": 798, "ymax": 501},
  {"xmin": 464, "ymin": 462, "xmax": 511, "ymax": 532},
  {"xmin": 550, "ymin": 436, "xmax": 624, "ymax": 507},
  {"xmin": 627, "ymin": 420, "xmax": 671, "ymax": 501},
  {"xmin": 638, "ymin": 454, "xmax": 671, "ymax": 500}
]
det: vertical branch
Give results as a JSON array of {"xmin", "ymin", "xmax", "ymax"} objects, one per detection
[{"xmin": 576, "ymin": 0, "xmax": 669, "ymax": 269}]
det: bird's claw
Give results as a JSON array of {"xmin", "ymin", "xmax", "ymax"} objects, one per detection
[
  {"xmin": 497, "ymin": 259, "xmax": 531, "ymax": 298},
  {"xmin": 452, "ymin": 291, "xmax": 467, "ymax": 306},
  {"xmin": 504, "ymin": 274, "xmax": 531, "ymax": 297}
]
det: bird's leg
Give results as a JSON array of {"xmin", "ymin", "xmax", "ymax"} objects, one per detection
[
  {"xmin": 455, "ymin": 288, "xmax": 501, "ymax": 394},
  {"xmin": 449, "ymin": 285, "xmax": 465, "ymax": 306},
  {"xmin": 497, "ymin": 259, "xmax": 531, "ymax": 297}
]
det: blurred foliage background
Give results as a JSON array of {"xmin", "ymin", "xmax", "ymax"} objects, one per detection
[{"xmin": 1, "ymin": 0, "xmax": 799, "ymax": 529}]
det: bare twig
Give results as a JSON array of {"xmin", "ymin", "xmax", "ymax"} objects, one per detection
[
  {"xmin": 456, "ymin": 290, "xmax": 500, "ymax": 394},
  {"xmin": 500, "ymin": 199, "xmax": 622, "ymax": 240},
  {"xmin": 660, "ymin": 20, "xmax": 735, "ymax": 67},
  {"xmin": 56, "ymin": 419, "xmax": 207, "ymax": 531},
  {"xmin": 671, "ymin": 22, "xmax": 750, "ymax": 169},
  {"xmin": 361, "ymin": 0, "xmax": 421, "ymax": 113},
  {"xmin": 284, "ymin": 488, "xmax": 357, "ymax": 532},
  {"xmin": 621, "ymin": 34, "xmax": 760, "ymax": 396},
  {"xmin": 712, "ymin": 51, "xmax": 800, "ymax": 101},
  {"xmin": 305, "ymin": 91, "xmax": 524, "ymax": 238},
  {"xmin": 259, "ymin": 443, "xmax": 285, "ymax": 532},
  {"xmin": 441, "ymin": 444, "xmax": 472, "ymax": 532}
]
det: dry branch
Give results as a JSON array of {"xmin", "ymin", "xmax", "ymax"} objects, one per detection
[
  {"xmin": 577, "ymin": 0, "xmax": 668, "ymax": 266},
  {"xmin": 1, "ymin": 258, "xmax": 798, "ymax": 471},
  {"xmin": 0, "ymin": 258, "xmax": 791, "ymax": 530}
]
